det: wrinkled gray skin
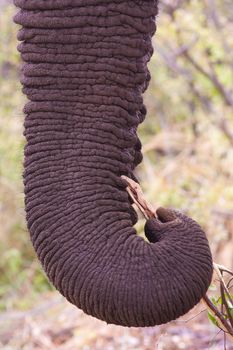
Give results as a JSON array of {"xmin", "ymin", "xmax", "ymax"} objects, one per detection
[{"xmin": 14, "ymin": 0, "xmax": 213, "ymax": 327}]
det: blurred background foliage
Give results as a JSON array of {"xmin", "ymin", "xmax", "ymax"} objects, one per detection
[
  {"xmin": 0, "ymin": 0, "xmax": 232, "ymax": 348},
  {"xmin": 0, "ymin": 3, "xmax": 53, "ymax": 312}
]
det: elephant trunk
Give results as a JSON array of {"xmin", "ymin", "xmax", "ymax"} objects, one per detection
[{"xmin": 14, "ymin": 0, "xmax": 213, "ymax": 327}]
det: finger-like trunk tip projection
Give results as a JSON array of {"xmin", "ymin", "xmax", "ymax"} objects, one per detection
[{"xmin": 14, "ymin": 0, "xmax": 213, "ymax": 327}]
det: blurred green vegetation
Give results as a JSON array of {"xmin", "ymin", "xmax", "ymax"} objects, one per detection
[
  {"xmin": 0, "ymin": 4, "xmax": 53, "ymax": 311},
  {"xmin": 136, "ymin": 0, "xmax": 233, "ymax": 243},
  {"xmin": 0, "ymin": 1, "xmax": 232, "ymax": 313}
]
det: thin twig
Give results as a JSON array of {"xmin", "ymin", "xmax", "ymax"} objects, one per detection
[
  {"xmin": 214, "ymin": 264, "xmax": 233, "ymax": 329},
  {"xmin": 173, "ymin": 19, "xmax": 233, "ymax": 107},
  {"xmin": 215, "ymin": 263, "xmax": 233, "ymax": 276},
  {"xmin": 202, "ymin": 295, "xmax": 233, "ymax": 340}
]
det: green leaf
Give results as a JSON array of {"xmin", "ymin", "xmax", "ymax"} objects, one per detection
[
  {"xmin": 207, "ymin": 311, "xmax": 218, "ymax": 327},
  {"xmin": 210, "ymin": 296, "xmax": 218, "ymax": 305}
]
